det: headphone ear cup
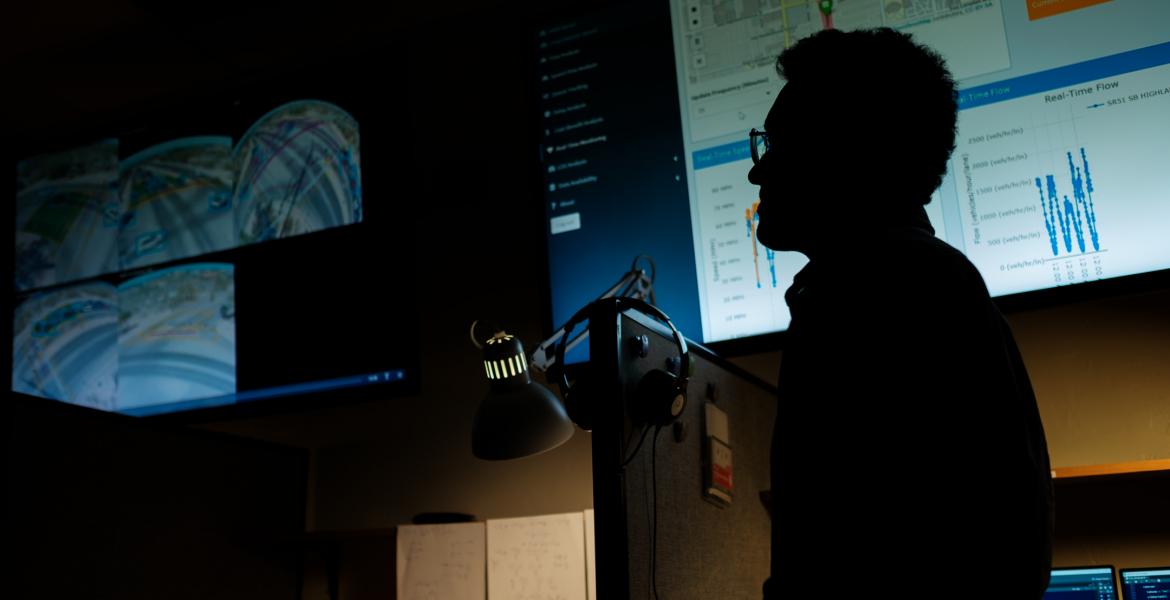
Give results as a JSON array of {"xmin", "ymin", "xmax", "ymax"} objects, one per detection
[
  {"xmin": 564, "ymin": 376, "xmax": 595, "ymax": 432},
  {"xmin": 634, "ymin": 368, "xmax": 687, "ymax": 426}
]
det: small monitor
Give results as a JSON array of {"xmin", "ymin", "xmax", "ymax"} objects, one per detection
[
  {"xmin": 1120, "ymin": 567, "xmax": 1170, "ymax": 600},
  {"xmin": 1045, "ymin": 566, "xmax": 1119, "ymax": 600}
]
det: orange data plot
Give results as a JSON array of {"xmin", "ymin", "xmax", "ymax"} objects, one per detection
[{"xmin": 1026, "ymin": 0, "xmax": 1112, "ymax": 21}]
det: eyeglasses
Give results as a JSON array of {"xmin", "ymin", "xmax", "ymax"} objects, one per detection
[{"xmin": 749, "ymin": 128, "xmax": 771, "ymax": 165}]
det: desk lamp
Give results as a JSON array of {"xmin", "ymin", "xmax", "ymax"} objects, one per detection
[{"xmin": 471, "ymin": 256, "xmax": 656, "ymax": 460}]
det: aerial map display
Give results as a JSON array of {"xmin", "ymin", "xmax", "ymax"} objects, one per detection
[
  {"xmin": 117, "ymin": 136, "xmax": 236, "ymax": 270},
  {"xmin": 233, "ymin": 100, "xmax": 363, "ymax": 245},
  {"xmin": 15, "ymin": 139, "xmax": 121, "ymax": 292},
  {"xmin": 12, "ymin": 281, "xmax": 120, "ymax": 410}
]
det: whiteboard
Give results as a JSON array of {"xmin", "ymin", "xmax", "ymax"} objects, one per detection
[
  {"xmin": 487, "ymin": 512, "xmax": 587, "ymax": 600},
  {"xmin": 397, "ymin": 522, "xmax": 486, "ymax": 600}
]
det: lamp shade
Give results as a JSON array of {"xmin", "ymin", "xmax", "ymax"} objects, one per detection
[{"xmin": 472, "ymin": 333, "xmax": 574, "ymax": 460}]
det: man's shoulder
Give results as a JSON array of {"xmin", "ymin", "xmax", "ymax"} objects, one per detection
[
  {"xmin": 808, "ymin": 229, "xmax": 991, "ymax": 322},
  {"xmin": 884, "ymin": 229, "xmax": 988, "ymax": 295}
]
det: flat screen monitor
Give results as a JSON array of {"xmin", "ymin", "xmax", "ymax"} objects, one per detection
[
  {"xmin": 9, "ymin": 60, "xmax": 420, "ymax": 417},
  {"xmin": 1120, "ymin": 567, "xmax": 1170, "ymax": 600},
  {"xmin": 536, "ymin": 0, "xmax": 1170, "ymax": 360},
  {"xmin": 1045, "ymin": 566, "xmax": 1119, "ymax": 600}
]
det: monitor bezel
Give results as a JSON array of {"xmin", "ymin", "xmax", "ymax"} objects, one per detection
[
  {"xmin": 1119, "ymin": 566, "xmax": 1170, "ymax": 600},
  {"xmin": 1049, "ymin": 565, "xmax": 1120, "ymax": 600}
]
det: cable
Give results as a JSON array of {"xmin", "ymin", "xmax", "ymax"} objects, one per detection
[
  {"xmin": 619, "ymin": 425, "xmax": 653, "ymax": 470},
  {"xmin": 615, "ymin": 421, "xmax": 663, "ymax": 597},
  {"xmin": 469, "ymin": 319, "xmax": 503, "ymax": 350},
  {"xmin": 469, "ymin": 320, "xmax": 484, "ymax": 349},
  {"xmin": 632, "ymin": 254, "xmax": 657, "ymax": 284},
  {"xmin": 650, "ymin": 424, "xmax": 663, "ymax": 600},
  {"xmin": 632, "ymin": 255, "xmax": 658, "ymax": 306}
]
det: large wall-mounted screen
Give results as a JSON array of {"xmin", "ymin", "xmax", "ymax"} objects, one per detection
[{"xmin": 538, "ymin": 0, "xmax": 1170, "ymax": 355}]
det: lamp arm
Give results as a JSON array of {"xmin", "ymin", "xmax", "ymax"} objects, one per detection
[{"xmin": 529, "ymin": 267, "xmax": 654, "ymax": 372}]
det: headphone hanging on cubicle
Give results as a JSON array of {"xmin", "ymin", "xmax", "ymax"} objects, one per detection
[{"xmin": 554, "ymin": 297, "xmax": 690, "ymax": 431}]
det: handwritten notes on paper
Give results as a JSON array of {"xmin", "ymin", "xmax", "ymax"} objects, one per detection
[
  {"xmin": 583, "ymin": 509, "xmax": 596, "ymax": 600},
  {"xmin": 396, "ymin": 512, "xmax": 595, "ymax": 600},
  {"xmin": 487, "ymin": 512, "xmax": 587, "ymax": 600},
  {"xmin": 397, "ymin": 522, "xmax": 486, "ymax": 600}
]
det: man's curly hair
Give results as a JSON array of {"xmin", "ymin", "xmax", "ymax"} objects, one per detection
[{"xmin": 776, "ymin": 28, "xmax": 958, "ymax": 206}]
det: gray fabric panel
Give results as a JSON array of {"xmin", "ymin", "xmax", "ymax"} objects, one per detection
[{"xmin": 620, "ymin": 317, "xmax": 776, "ymax": 599}]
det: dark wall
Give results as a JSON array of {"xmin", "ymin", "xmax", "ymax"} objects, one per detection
[
  {"xmin": 5, "ymin": 8, "xmax": 597, "ymax": 600},
  {"xmin": 199, "ymin": 5, "xmax": 599, "ymax": 533},
  {"xmin": 5, "ymin": 395, "xmax": 307, "ymax": 599}
]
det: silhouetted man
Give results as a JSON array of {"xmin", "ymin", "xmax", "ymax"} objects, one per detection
[{"xmin": 750, "ymin": 29, "xmax": 1053, "ymax": 599}]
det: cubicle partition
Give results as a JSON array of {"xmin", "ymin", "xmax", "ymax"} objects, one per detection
[{"xmin": 588, "ymin": 302, "xmax": 778, "ymax": 599}]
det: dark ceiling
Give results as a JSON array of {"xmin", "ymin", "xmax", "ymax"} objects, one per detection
[{"xmin": 1, "ymin": 0, "xmax": 553, "ymax": 143}]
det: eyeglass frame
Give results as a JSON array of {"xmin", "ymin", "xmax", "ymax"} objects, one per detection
[{"xmin": 749, "ymin": 128, "xmax": 771, "ymax": 165}]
